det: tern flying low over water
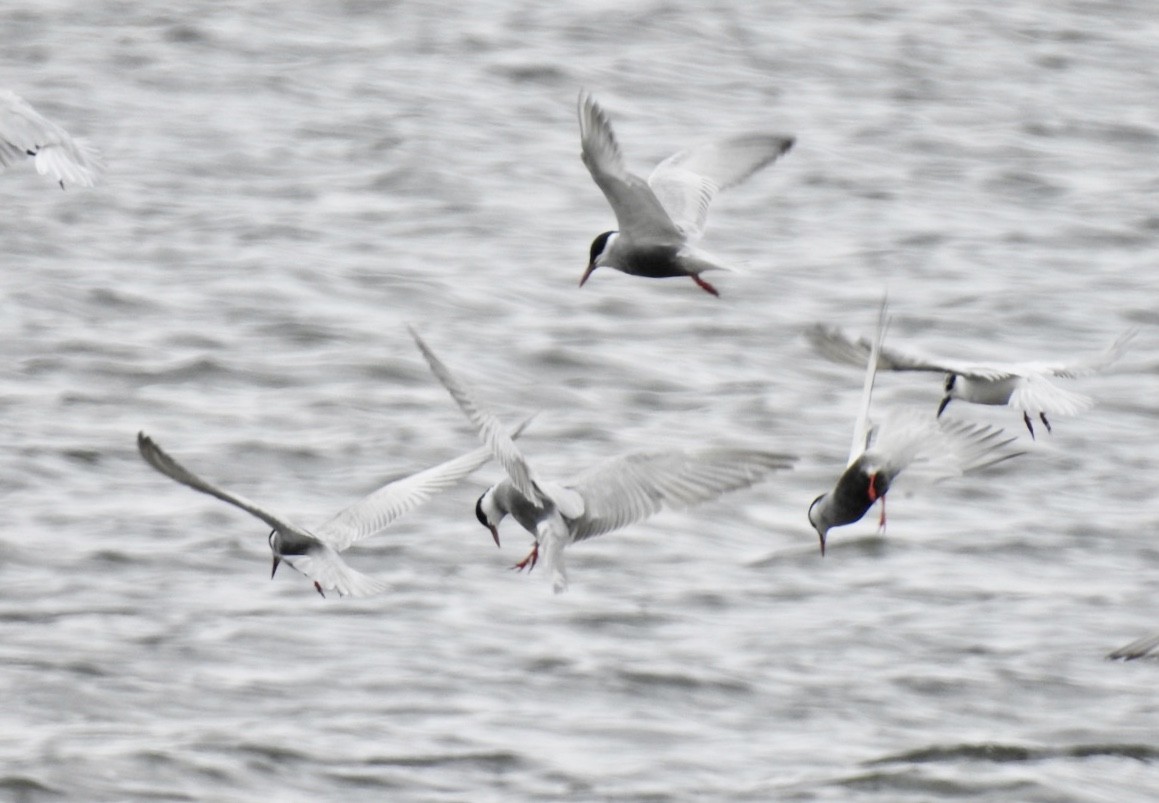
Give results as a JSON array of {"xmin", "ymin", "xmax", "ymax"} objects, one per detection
[
  {"xmin": 808, "ymin": 302, "xmax": 1023, "ymax": 556},
  {"xmin": 137, "ymin": 428, "xmax": 525, "ymax": 597},
  {"xmin": 577, "ymin": 90, "xmax": 794, "ymax": 297},
  {"xmin": 0, "ymin": 89, "xmax": 103, "ymax": 189},
  {"xmin": 806, "ymin": 323, "xmax": 1135, "ymax": 439},
  {"xmin": 409, "ymin": 327, "xmax": 796, "ymax": 593}
]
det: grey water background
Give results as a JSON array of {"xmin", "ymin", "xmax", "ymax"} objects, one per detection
[{"xmin": 2, "ymin": 1, "xmax": 1158, "ymax": 800}]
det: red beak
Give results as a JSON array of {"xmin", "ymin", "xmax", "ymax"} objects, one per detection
[
  {"xmin": 579, "ymin": 262, "xmax": 597, "ymax": 287},
  {"xmin": 489, "ymin": 525, "xmax": 500, "ymax": 547}
]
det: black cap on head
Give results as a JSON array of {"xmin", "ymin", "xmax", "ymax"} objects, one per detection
[
  {"xmin": 588, "ymin": 231, "xmax": 615, "ymax": 266},
  {"xmin": 474, "ymin": 494, "xmax": 488, "ymax": 528}
]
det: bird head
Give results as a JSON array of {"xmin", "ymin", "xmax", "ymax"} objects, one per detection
[
  {"xmin": 475, "ymin": 489, "xmax": 505, "ymax": 547},
  {"xmin": 267, "ymin": 530, "xmax": 281, "ymax": 578},
  {"xmin": 937, "ymin": 374, "xmax": 958, "ymax": 417},
  {"xmin": 580, "ymin": 231, "xmax": 617, "ymax": 286}
]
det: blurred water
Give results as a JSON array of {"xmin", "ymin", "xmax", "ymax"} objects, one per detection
[{"xmin": 2, "ymin": 0, "xmax": 1158, "ymax": 800}]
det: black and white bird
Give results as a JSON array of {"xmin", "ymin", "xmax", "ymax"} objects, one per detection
[
  {"xmin": 409, "ymin": 327, "xmax": 796, "ymax": 592},
  {"xmin": 808, "ymin": 302, "xmax": 1023, "ymax": 555},
  {"xmin": 137, "ymin": 428, "xmax": 523, "ymax": 597},
  {"xmin": 1, "ymin": 89, "xmax": 103, "ymax": 189},
  {"xmin": 806, "ymin": 322, "xmax": 1135, "ymax": 439},
  {"xmin": 577, "ymin": 90, "xmax": 794, "ymax": 297}
]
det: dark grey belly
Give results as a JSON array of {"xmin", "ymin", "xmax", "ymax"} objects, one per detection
[
  {"xmin": 827, "ymin": 461, "xmax": 892, "ymax": 528},
  {"xmin": 621, "ymin": 244, "xmax": 684, "ymax": 278}
]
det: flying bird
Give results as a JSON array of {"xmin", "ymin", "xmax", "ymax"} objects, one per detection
[
  {"xmin": 0, "ymin": 89, "xmax": 103, "ymax": 188},
  {"xmin": 805, "ymin": 323, "xmax": 1134, "ymax": 438},
  {"xmin": 409, "ymin": 327, "xmax": 796, "ymax": 592},
  {"xmin": 137, "ymin": 427, "xmax": 525, "ymax": 597},
  {"xmin": 577, "ymin": 90, "xmax": 793, "ymax": 297},
  {"xmin": 808, "ymin": 301, "xmax": 1023, "ymax": 555}
]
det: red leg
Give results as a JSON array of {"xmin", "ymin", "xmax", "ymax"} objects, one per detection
[
  {"xmin": 314, "ymin": 581, "xmax": 326, "ymax": 598},
  {"xmin": 691, "ymin": 275, "xmax": 720, "ymax": 297},
  {"xmin": 867, "ymin": 473, "xmax": 886, "ymax": 532},
  {"xmin": 512, "ymin": 542, "xmax": 539, "ymax": 572}
]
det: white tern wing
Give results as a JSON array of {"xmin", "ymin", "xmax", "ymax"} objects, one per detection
[
  {"xmin": 647, "ymin": 133, "xmax": 793, "ymax": 240},
  {"xmin": 847, "ymin": 299, "xmax": 889, "ymax": 466},
  {"xmin": 566, "ymin": 447, "xmax": 795, "ymax": 542},
  {"xmin": 137, "ymin": 431, "xmax": 295, "ymax": 534},
  {"xmin": 577, "ymin": 91, "xmax": 683, "ymax": 241},
  {"xmin": 314, "ymin": 415, "xmax": 535, "ymax": 550},
  {"xmin": 865, "ymin": 412, "xmax": 1023, "ymax": 484},
  {"xmin": 408, "ymin": 327, "xmax": 581, "ymax": 512},
  {"xmin": 0, "ymin": 89, "xmax": 103, "ymax": 187}
]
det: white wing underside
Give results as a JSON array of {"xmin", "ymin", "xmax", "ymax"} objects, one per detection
[
  {"xmin": 807, "ymin": 324, "xmax": 1135, "ymax": 382},
  {"xmin": 314, "ymin": 414, "xmax": 533, "ymax": 551},
  {"xmin": 864, "ymin": 411, "xmax": 1022, "ymax": 485},
  {"xmin": 0, "ymin": 90, "xmax": 103, "ymax": 187},
  {"xmin": 565, "ymin": 447, "xmax": 795, "ymax": 542},
  {"xmin": 648, "ymin": 134, "xmax": 793, "ymax": 240}
]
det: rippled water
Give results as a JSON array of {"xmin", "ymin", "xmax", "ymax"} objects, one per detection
[{"xmin": 2, "ymin": 1, "xmax": 1158, "ymax": 800}]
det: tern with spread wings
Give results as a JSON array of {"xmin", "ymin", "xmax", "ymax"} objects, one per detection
[
  {"xmin": 137, "ymin": 428, "xmax": 523, "ymax": 597},
  {"xmin": 577, "ymin": 91, "xmax": 793, "ymax": 297},
  {"xmin": 806, "ymin": 322, "xmax": 1134, "ymax": 438},
  {"xmin": 409, "ymin": 327, "xmax": 796, "ymax": 593}
]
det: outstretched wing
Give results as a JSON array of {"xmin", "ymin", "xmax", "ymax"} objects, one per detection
[
  {"xmin": 409, "ymin": 327, "xmax": 563, "ymax": 510},
  {"xmin": 577, "ymin": 91, "xmax": 682, "ymax": 241},
  {"xmin": 0, "ymin": 89, "xmax": 103, "ymax": 187},
  {"xmin": 848, "ymin": 299, "xmax": 889, "ymax": 467},
  {"xmin": 648, "ymin": 133, "xmax": 793, "ymax": 240},
  {"xmin": 1108, "ymin": 633, "xmax": 1159, "ymax": 661},
  {"xmin": 314, "ymin": 416, "xmax": 535, "ymax": 550},
  {"xmin": 866, "ymin": 412, "xmax": 1023, "ymax": 485},
  {"xmin": 566, "ymin": 447, "xmax": 795, "ymax": 542},
  {"xmin": 137, "ymin": 431, "xmax": 293, "ymax": 533},
  {"xmin": 1027, "ymin": 329, "xmax": 1138, "ymax": 379}
]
